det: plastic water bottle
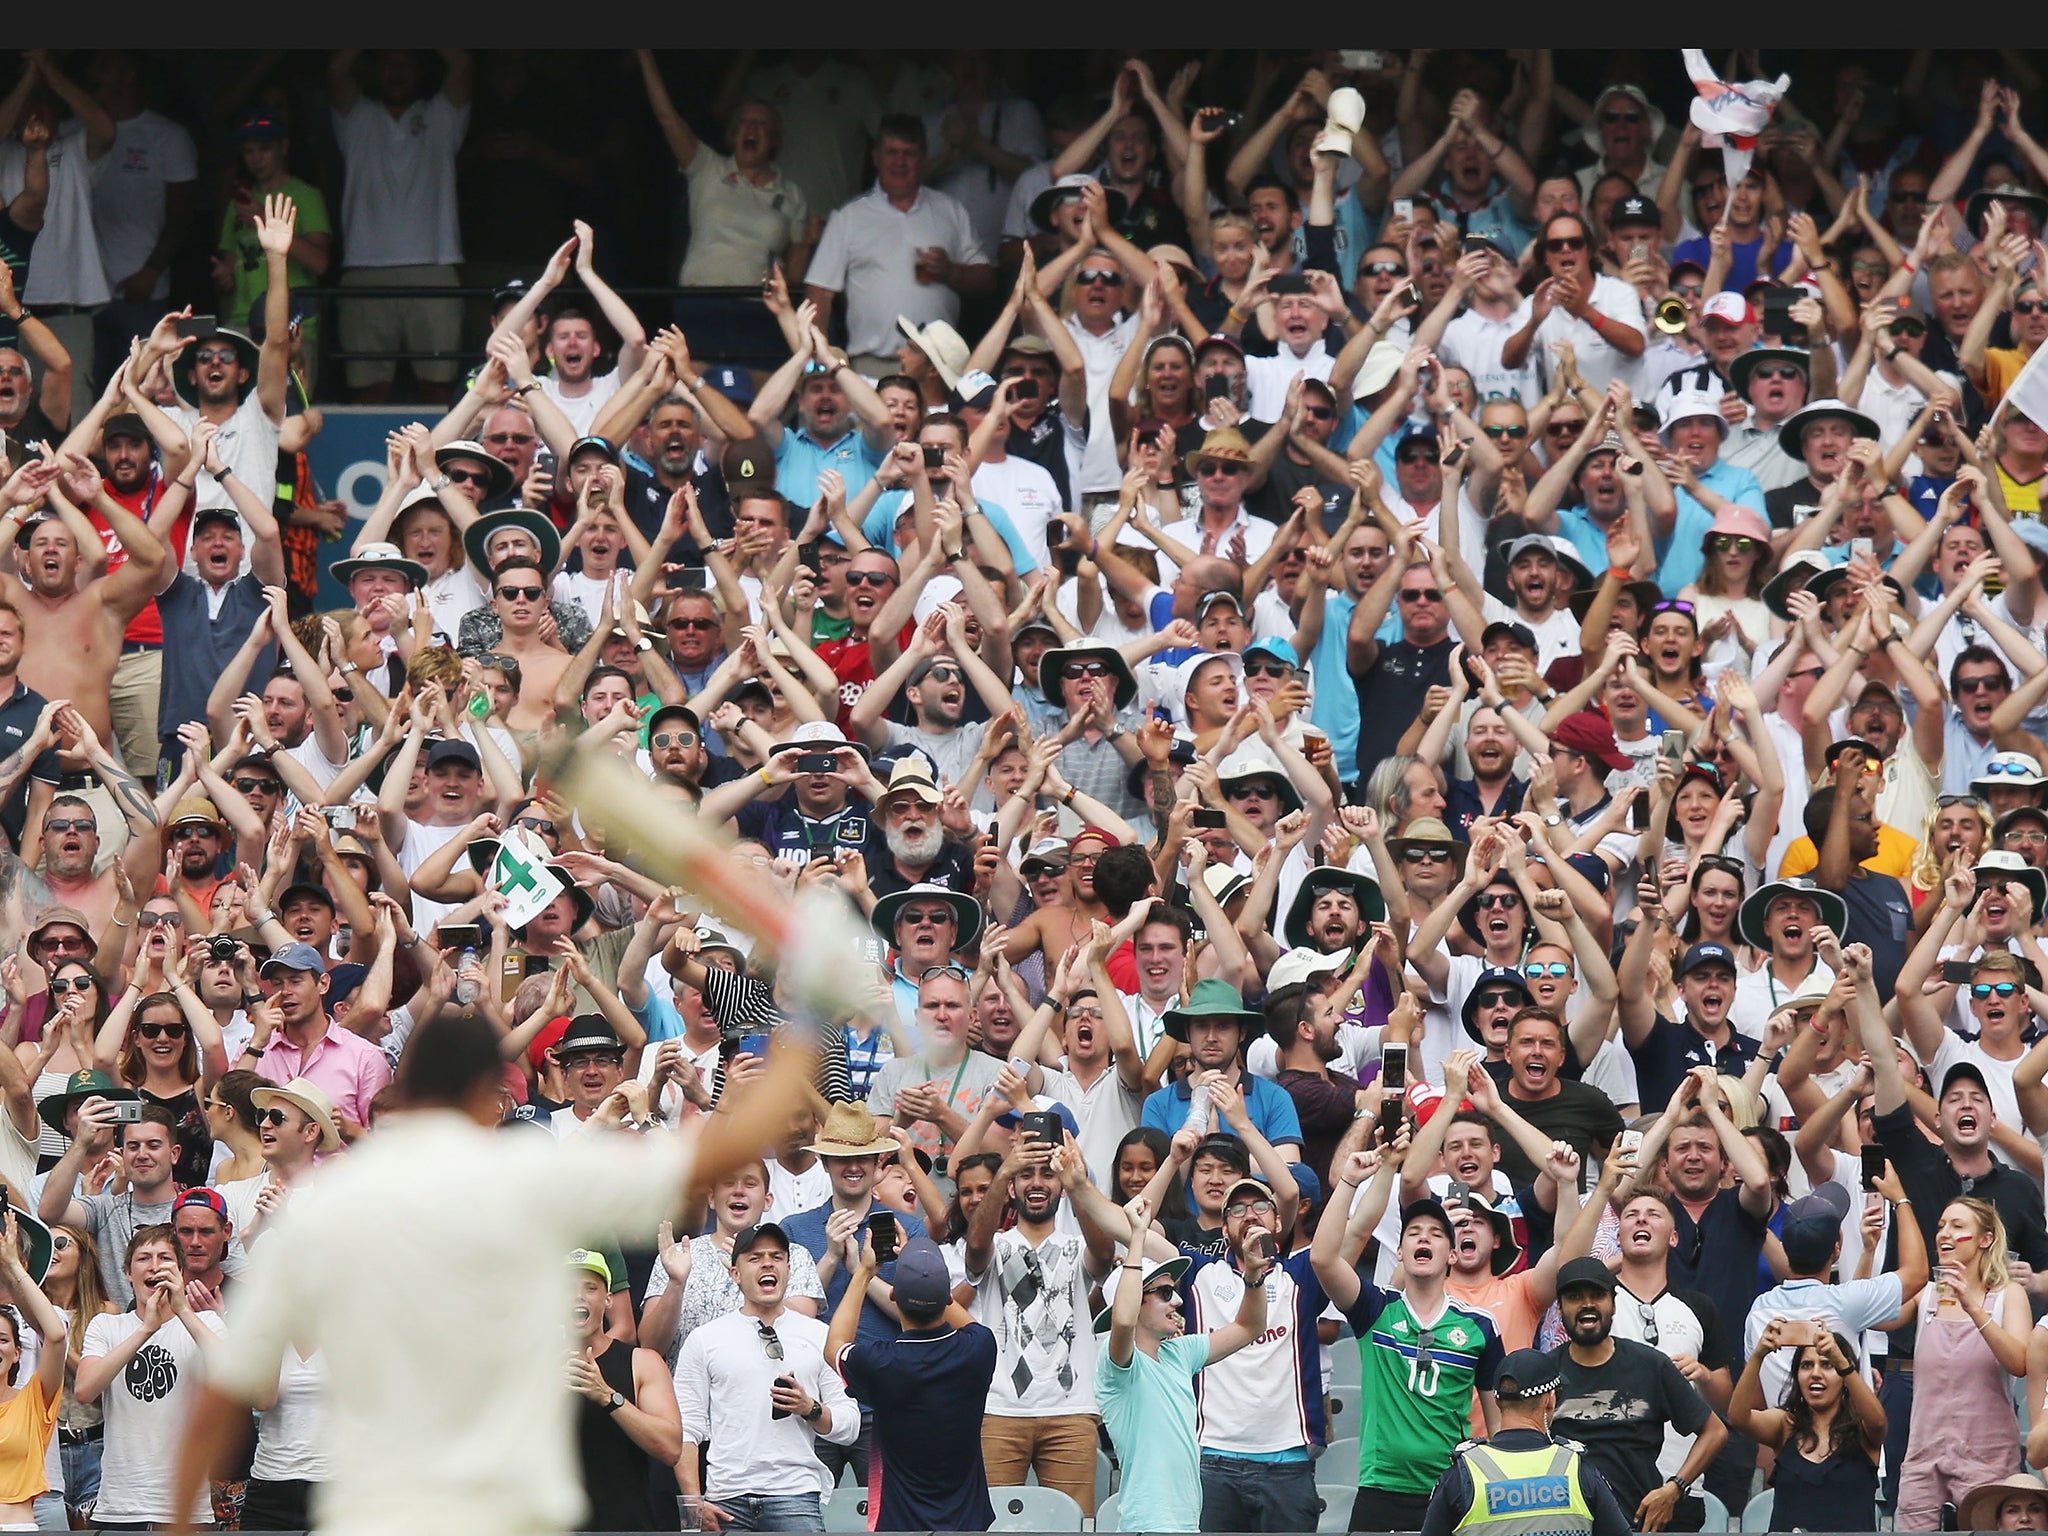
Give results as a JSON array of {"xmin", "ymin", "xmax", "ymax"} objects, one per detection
[
  {"xmin": 1183, "ymin": 1081, "xmax": 1212, "ymax": 1136},
  {"xmin": 456, "ymin": 947, "xmax": 480, "ymax": 1005}
]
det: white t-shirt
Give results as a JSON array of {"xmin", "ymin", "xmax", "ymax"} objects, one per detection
[
  {"xmin": 93, "ymin": 111, "xmax": 197, "ymax": 297},
  {"xmin": 679, "ymin": 153, "xmax": 811, "ymax": 288},
  {"xmin": 1245, "ymin": 341, "xmax": 1335, "ymax": 423},
  {"xmin": 807, "ymin": 185, "xmax": 988, "ymax": 359},
  {"xmin": 0, "ymin": 122, "xmax": 109, "ymax": 306},
  {"xmin": 167, "ymin": 392, "xmax": 282, "ymax": 534},
  {"xmin": 397, "ymin": 819, "xmax": 470, "ymax": 939},
  {"xmin": 539, "ymin": 369, "xmax": 624, "ymax": 438},
  {"xmin": 1729, "ymin": 959, "xmax": 1835, "ymax": 1044},
  {"xmin": 250, "ymin": 1346, "xmax": 330, "ymax": 1482},
  {"xmin": 83, "ymin": 1309, "xmax": 229, "ymax": 1526},
  {"xmin": 971, "ymin": 456, "xmax": 1066, "ymax": 555},
  {"xmin": 766, "ymin": 1156, "xmax": 833, "ymax": 1223},
  {"xmin": 1383, "ymin": 486, "xmax": 1489, "ymax": 572},
  {"xmin": 967, "ymin": 1227, "xmax": 1099, "ymax": 1416},
  {"xmin": 330, "ymin": 94, "xmax": 469, "ymax": 268},
  {"xmin": 1439, "ymin": 307, "xmax": 1541, "ymax": 408},
  {"xmin": 1480, "ymin": 594, "xmax": 1581, "ymax": 671},
  {"xmin": 1508, "ymin": 273, "xmax": 1648, "ymax": 396},
  {"xmin": 672, "ymin": 1309, "xmax": 857, "ymax": 1497}
]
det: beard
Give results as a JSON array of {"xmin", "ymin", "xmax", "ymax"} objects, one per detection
[{"xmin": 886, "ymin": 821, "xmax": 946, "ymax": 866}]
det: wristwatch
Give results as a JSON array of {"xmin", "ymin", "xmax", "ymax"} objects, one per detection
[
  {"xmin": 1668, "ymin": 1477, "xmax": 1693, "ymax": 1498},
  {"xmin": 604, "ymin": 1391, "xmax": 626, "ymax": 1414},
  {"xmin": 802, "ymin": 1400, "xmax": 824, "ymax": 1424},
  {"xmin": 1542, "ymin": 812, "xmax": 1564, "ymax": 828}
]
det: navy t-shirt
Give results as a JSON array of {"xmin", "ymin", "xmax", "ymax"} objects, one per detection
[
  {"xmin": 1839, "ymin": 869, "xmax": 1913, "ymax": 1003},
  {"xmin": 1626, "ymin": 1016, "xmax": 1758, "ymax": 1113},
  {"xmin": 1667, "ymin": 1185, "xmax": 1771, "ymax": 1363},
  {"xmin": 839, "ymin": 1322, "xmax": 998, "ymax": 1532},
  {"xmin": 781, "ymin": 1200, "xmax": 928, "ymax": 1380}
]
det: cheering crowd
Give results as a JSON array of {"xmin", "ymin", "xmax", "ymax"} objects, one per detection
[{"xmin": 4, "ymin": 41, "xmax": 2048, "ymax": 1536}]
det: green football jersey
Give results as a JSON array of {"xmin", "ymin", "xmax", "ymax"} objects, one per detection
[{"xmin": 1343, "ymin": 1285, "xmax": 1503, "ymax": 1494}]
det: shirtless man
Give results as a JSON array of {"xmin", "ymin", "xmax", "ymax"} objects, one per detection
[
  {"xmin": 5, "ymin": 452, "xmax": 168, "ymax": 753},
  {"xmin": 987, "ymin": 826, "xmax": 1118, "ymax": 970},
  {"xmin": 477, "ymin": 557, "xmax": 572, "ymax": 729}
]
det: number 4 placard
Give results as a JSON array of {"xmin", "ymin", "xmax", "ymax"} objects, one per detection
[{"xmin": 493, "ymin": 827, "xmax": 564, "ymax": 929}]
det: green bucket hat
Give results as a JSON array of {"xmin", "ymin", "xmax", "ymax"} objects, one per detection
[
  {"xmin": 38, "ymin": 1069, "xmax": 139, "ymax": 1139},
  {"xmin": 1162, "ymin": 978, "xmax": 1264, "ymax": 1041}
]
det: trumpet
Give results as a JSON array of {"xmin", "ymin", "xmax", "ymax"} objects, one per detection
[{"xmin": 1654, "ymin": 295, "xmax": 1691, "ymax": 335}]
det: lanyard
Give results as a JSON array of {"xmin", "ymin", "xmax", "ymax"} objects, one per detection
[{"xmin": 926, "ymin": 1053, "xmax": 970, "ymax": 1115}]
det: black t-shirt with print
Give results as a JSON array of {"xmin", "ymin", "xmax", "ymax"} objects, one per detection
[{"xmin": 1548, "ymin": 1338, "xmax": 1712, "ymax": 1518}]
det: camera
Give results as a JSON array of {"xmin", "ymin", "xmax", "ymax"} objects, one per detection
[{"xmin": 207, "ymin": 936, "xmax": 240, "ymax": 964}]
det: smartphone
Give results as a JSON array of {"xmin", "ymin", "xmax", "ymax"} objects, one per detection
[
  {"xmin": 868, "ymin": 1210, "xmax": 900, "ymax": 1264},
  {"xmin": 1392, "ymin": 198, "xmax": 1414, "ymax": 222},
  {"xmin": 1850, "ymin": 537, "xmax": 1874, "ymax": 561},
  {"xmin": 1762, "ymin": 288, "xmax": 1798, "ymax": 338},
  {"xmin": 175, "ymin": 315, "xmax": 218, "ymax": 340},
  {"xmin": 666, "ymin": 566, "xmax": 709, "ymax": 592},
  {"xmin": 1628, "ymin": 241, "xmax": 1649, "ymax": 263},
  {"xmin": 439, "ymin": 924, "xmax": 482, "ymax": 954},
  {"xmin": 1377, "ymin": 1093, "xmax": 1404, "ymax": 1144},
  {"xmin": 736, "ymin": 1033, "xmax": 772, "ymax": 1060},
  {"xmin": 111, "ymin": 1100, "xmax": 143, "ymax": 1124},
  {"xmin": 1404, "ymin": 281, "xmax": 1424, "ymax": 308},
  {"xmin": 1380, "ymin": 1042, "xmax": 1409, "ymax": 1095},
  {"xmin": 1019, "ymin": 1110, "xmax": 1062, "ymax": 1145},
  {"xmin": 1942, "ymin": 959, "xmax": 1978, "ymax": 985},
  {"xmin": 771, "ymin": 1372, "xmax": 795, "ymax": 1420},
  {"xmin": 1045, "ymin": 517, "xmax": 1067, "ymax": 550},
  {"xmin": 1629, "ymin": 793, "xmax": 1651, "ymax": 831},
  {"xmin": 1442, "ymin": 439, "xmax": 1467, "ymax": 468},
  {"xmin": 1190, "ymin": 808, "xmax": 1228, "ymax": 829},
  {"xmin": 1011, "ymin": 378, "xmax": 1039, "ymax": 400},
  {"xmin": 1660, "ymin": 728, "xmax": 1689, "ymax": 764},
  {"xmin": 921, "ymin": 444, "xmax": 945, "ymax": 471},
  {"xmin": 1136, "ymin": 426, "xmax": 1161, "ymax": 450},
  {"xmin": 321, "ymin": 804, "xmax": 358, "ymax": 830},
  {"xmin": 522, "ymin": 954, "xmax": 555, "ymax": 976},
  {"xmin": 856, "ymin": 936, "xmax": 887, "ymax": 966},
  {"xmin": 1619, "ymin": 1128, "xmax": 1645, "ymax": 1160},
  {"xmin": 1204, "ymin": 374, "xmax": 1232, "ymax": 401},
  {"xmin": 1861, "ymin": 1145, "xmax": 1887, "ymax": 1192},
  {"xmin": 1460, "ymin": 234, "xmax": 1492, "ymax": 259},
  {"xmin": 1339, "ymin": 49, "xmax": 1385, "ymax": 72},
  {"xmin": 1053, "ymin": 545, "xmax": 1081, "ymax": 577}
]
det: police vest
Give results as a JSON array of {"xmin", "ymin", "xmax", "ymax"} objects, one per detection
[{"xmin": 1453, "ymin": 1442, "xmax": 1594, "ymax": 1536}]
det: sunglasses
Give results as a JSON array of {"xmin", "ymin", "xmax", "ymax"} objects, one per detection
[
  {"xmin": 1076, "ymin": 269, "xmax": 1121, "ymax": 285},
  {"xmin": 192, "ymin": 346, "xmax": 240, "ymax": 365},
  {"xmin": 444, "ymin": 466, "xmax": 493, "ymax": 487},
  {"xmin": 1395, "ymin": 448, "xmax": 1437, "ymax": 464},
  {"xmin": 497, "ymin": 585, "xmax": 544, "ymax": 601},
  {"xmin": 1637, "ymin": 1302, "xmax": 1660, "ymax": 1346},
  {"xmin": 1751, "ymin": 365, "xmax": 1805, "ymax": 382},
  {"xmin": 1601, "ymin": 111, "xmax": 1645, "ymax": 125},
  {"xmin": 1364, "ymin": 261, "xmax": 1406, "ymax": 277},
  {"xmin": 232, "ymin": 779, "xmax": 280, "ymax": 801},
  {"xmin": 1708, "ymin": 535, "xmax": 1761, "ymax": 553},
  {"xmin": 514, "ymin": 817, "xmax": 557, "ymax": 836},
  {"xmin": 1938, "ymin": 794, "xmax": 1988, "ymax": 809},
  {"xmin": 845, "ymin": 570, "xmax": 895, "ymax": 588},
  {"xmin": 1890, "ymin": 187, "xmax": 1929, "ymax": 203},
  {"xmin": 649, "ymin": 731, "xmax": 696, "ymax": 749},
  {"xmin": 1244, "ymin": 661, "xmax": 1295, "ymax": 680},
  {"xmin": 1651, "ymin": 599, "xmax": 1696, "ymax": 616},
  {"xmin": 1303, "ymin": 405, "xmax": 1334, "ymax": 421},
  {"xmin": 1850, "ymin": 259, "xmax": 1890, "ymax": 276},
  {"xmin": 2018, "ymin": 301, "xmax": 2048, "ymax": 316},
  {"xmin": 1525, "ymin": 962, "xmax": 1572, "ymax": 978},
  {"xmin": 758, "ymin": 1321, "xmax": 784, "ymax": 1360},
  {"xmin": 1067, "ymin": 661, "xmax": 1109, "ymax": 677},
  {"xmin": 1476, "ymin": 891, "xmax": 1522, "ymax": 910},
  {"xmin": 918, "ymin": 963, "xmax": 971, "ymax": 982},
  {"xmin": 1482, "ymin": 423, "xmax": 1529, "ymax": 440},
  {"xmin": 1226, "ymin": 783, "xmax": 1279, "ymax": 800},
  {"xmin": 136, "ymin": 1021, "xmax": 188, "ymax": 1040},
  {"xmin": 1545, "ymin": 235, "xmax": 1588, "ymax": 253},
  {"xmin": 46, "ymin": 976, "xmax": 94, "ymax": 995},
  {"xmin": 1398, "ymin": 587, "xmax": 1444, "ymax": 603},
  {"xmin": 136, "ymin": 911, "xmax": 182, "ymax": 928},
  {"xmin": 1674, "ymin": 282, "xmax": 1705, "ymax": 299},
  {"xmin": 1546, "ymin": 420, "xmax": 1584, "ymax": 436},
  {"xmin": 1888, "ymin": 318, "xmax": 1927, "ymax": 336},
  {"xmin": 169, "ymin": 825, "xmax": 217, "ymax": 841},
  {"xmin": 49, "ymin": 1234, "xmax": 68, "ymax": 1252},
  {"xmin": 1972, "ymin": 982, "xmax": 2020, "ymax": 999},
  {"xmin": 1142, "ymin": 1284, "xmax": 1179, "ymax": 1302},
  {"xmin": 1959, "ymin": 677, "xmax": 2011, "ymax": 695},
  {"xmin": 43, "ymin": 818, "xmax": 95, "ymax": 834},
  {"xmin": 668, "ymin": 616, "xmax": 719, "ymax": 631},
  {"xmin": 1695, "ymin": 855, "xmax": 1747, "ymax": 880},
  {"xmin": 1401, "ymin": 847, "xmax": 1453, "ymax": 864},
  {"xmin": 918, "ymin": 666, "xmax": 963, "ymax": 685},
  {"xmin": 1474, "ymin": 988, "xmax": 1523, "ymax": 1010},
  {"xmin": 1198, "ymin": 461, "xmax": 1249, "ymax": 478}
]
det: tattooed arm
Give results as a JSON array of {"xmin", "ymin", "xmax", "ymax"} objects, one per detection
[
  {"xmin": 73, "ymin": 721, "xmax": 164, "ymax": 891},
  {"xmin": 0, "ymin": 851, "xmax": 54, "ymax": 960}
]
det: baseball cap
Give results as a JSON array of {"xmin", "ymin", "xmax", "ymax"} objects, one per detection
[
  {"xmin": 1611, "ymin": 194, "xmax": 1659, "ymax": 228},
  {"xmin": 730, "ymin": 1222, "xmax": 790, "ymax": 1258},
  {"xmin": 1396, "ymin": 1197, "xmax": 1454, "ymax": 1244},
  {"xmin": 1480, "ymin": 619, "xmax": 1539, "ymax": 654},
  {"xmin": 1702, "ymin": 292, "xmax": 1753, "ymax": 326},
  {"xmin": 259, "ymin": 942, "xmax": 326, "ymax": 977},
  {"xmin": 700, "ymin": 363, "xmax": 755, "ymax": 406},
  {"xmin": 1677, "ymin": 941, "xmax": 1739, "ymax": 979},
  {"xmin": 425, "ymin": 739, "xmax": 482, "ymax": 773},
  {"xmin": 1942, "ymin": 1060, "xmax": 1992, "ymax": 1101},
  {"xmin": 1779, "ymin": 1184, "xmax": 1851, "ymax": 1273},
  {"xmin": 176, "ymin": 1188, "xmax": 230, "ymax": 1221},
  {"xmin": 102, "ymin": 413, "xmax": 149, "ymax": 444},
  {"xmin": 234, "ymin": 107, "xmax": 287, "ymax": 141},
  {"xmin": 949, "ymin": 370, "xmax": 1000, "ymax": 412},
  {"xmin": 567, "ymin": 1249, "xmax": 613, "ymax": 1286},
  {"xmin": 1549, "ymin": 710, "xmax": 1631, "ymax": 773},
  {"xmin": 1019, "ymin": 838, "xmax": 1069, "ymax": 876},
  {"xmin": 891, "ymin": 1235, "xmax": 953, "ymax": 1309},
  {"xmin": 1496, "ymin": 1347, "xmax": 1564, "ymax": 1401},
  {"xmin": 1555, "ymin": 1256, "xmax": 1618, "ymax": 1295}
]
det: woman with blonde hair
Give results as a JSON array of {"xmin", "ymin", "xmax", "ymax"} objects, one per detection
[
  {"xmin": 1908, "ymin": 794, "xmax": 1993, "ymax": 907},
  {"xmin": 40, "ymin": 1223, "xmax": 113, "ymax": 1526},
  {"xmin": 0, "ymin": 1208, "xmax": 69, "ymax": 1532},
  {"xmin": 1677, "ymin": 505, "xmax": 1778, "ymax": 674},
  {"xmin": 1895, "ymin": 1196, "xmax": 2031, "ymax": 1529}
]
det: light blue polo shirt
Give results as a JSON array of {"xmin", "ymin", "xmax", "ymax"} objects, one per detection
[
  {"xmin": 862, "ymin": 491, "xmax": 1041, "ymax": 575},
  {"xmin": 774, "ymin": 427, "xmax": 885, "ymax": 508},
  {"xmin": 1654, "ymin": 458, "xmax": 1768, "ymax": 596}
]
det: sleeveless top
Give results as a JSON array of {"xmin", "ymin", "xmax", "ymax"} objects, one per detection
[
  {"xmin": 574, "ymin": 1341, "xmax": 661, "ymax": 1531},
  {"xmin": 1767, "ymin": 1439, "xmax": 1878, "ymax": 1532}
]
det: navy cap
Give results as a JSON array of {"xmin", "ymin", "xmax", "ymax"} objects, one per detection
[
  {"xmin": 1678, "ymin": 941, "xmax": 1738, "ymax": 979},
  {"xmin": 1396, "ymin": 1197, "xmax": 1454, "ymax": 1243},
  {"xmin": 730, "ymin": 1222, "xmax": 791, "ymax": 1257},
  {"xmin": 891, "ymin": 1235, "xmax": 952, "ymax": 1309},
  {"xmin": 1780, "ymin": 1184, "xmax": 1851, "ymax": 1273},
  {"xmin": 1942, "ymin": 1060, "xmax": 1992, "ymax": 1100},
  {"xmin": 1480, "ymin": 619, "xmax": 1538, "ymax": 654},
  {"xmin": 259, "ymin": 942, "xmax": 326, "ymax": 977},
  {"xmin": 234, "ymin": 108, "xmax": 287, "ymax": 141},
  {"xmin": 701, "ymin": 363, "xmax": 755, "ymax": 406},
  {"xmin": 426, "ymin": 739, "xmax": 482, "ymax": 773},
  {"xmin": 1497, "ymin": 1347, "xmax": 1563, "ymax": 1400}
]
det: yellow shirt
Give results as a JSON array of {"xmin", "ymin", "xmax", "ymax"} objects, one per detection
[
  {"xmin": 1983, "ymin": 345, "xmax": 2035, "ymax": 410},
  {"xmin": 0, "ymin": 1375, "xmax": 56, "ymax": 1503},
  {"xmin": 1777, "ymin": 820, "xmax": 1919, "ymax": 882},
  {"xmin": 1998, "ymin": 460, "xmax": 2044, "ymax": 519}
]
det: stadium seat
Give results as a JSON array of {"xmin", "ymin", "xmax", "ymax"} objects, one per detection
[
  {"xmin": 822, "ymin": 1486, "xmax": 870, "ymax": 1531},
  {"xmin": 1739, "ymin": 1489, "xmax": 1774, "ymax": 1530},
  {"xmin": 1095, "ymin": 1492, "xmax": 1120, "ymax": 1531},
  {"xmin": 1325, "ymin": 1386, "xmax": 1357, "ymax": 1441},
  {"xmin": 1321, "ymin": 1435, "xmax": 1360, "ymax": 1480},
  {"xmin": 1097, "ymin": 1447, "xmax": 1117, "ymax": 1508},
  {"xmin": 1699, "ymin": 1488, "xmax": 1732, "ymax": 1531},
  {"xmin": 989, "ymin": 1484, "xmax": 1086, "ymax": 1530},
  {"xmin": 1317, "ymin": 1484, "xmax": 1354, "ymax": 1532}
]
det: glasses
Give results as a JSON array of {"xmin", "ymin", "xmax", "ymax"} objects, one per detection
[
  {"xmin": 258, "ymin": 1107, "xmax": 293, "ymax": 1128},
  {"xmin": 1302, "ymin": 405, "xmax": 1335, "ymax": 421},
  {"xmin": 1525, "ymin": 962, "xmax": 1572, "ymax": 978},
  {"xmin": 1364, "ymin": 261, "xmax": 1406, "ymax": 277},
  {"xmin": 1067, "ymin": 661, "xmax": 1109, "ymax": 677},
  {"xmin": 1637, "ymin": 1302, "xmax": 1660, "ymax": 1345},
  {"xmin": 1398, "ymin": 588, "xmax": 1444, "ymax": 603},
  {"xmin": 514, "ymin": 817, "xmax": 557, "ymax": 836},
  {"xmin": 1245, "ymin": 661, "xmax": 1295, "ymax": 680},
  {"xmin": 1395, "ymin": 448, "xmax": 1436, "ymax": 465},
  {"xmin": 668, "ymin": 615, "xmax": 719, "ymax": 631},
  {"xmin": 43, "ymin": 818, "xmax": 94, "ymax": 835},
  {"xmin": 918, "ymin": 963, "xmax": 970, "ymax": 982},
  {"xmin": 1979, "ymin": 755, "xmax": 2033, "ymax": 769},
  {"xmin": 1850, "ymin": 259, "xmax": 1891, "ymax": 276},
  {"xmin": 169, "ymin": 825, "xmax": 216, "ymax": 841},
  {"xmin": 1413, "ymin": 1326, "xmax": 1439, "ymax": 1371},
  {"xmin": 1476, "ymin": 892, "xmax": 1522, "ymax": 910},
  {"xmin": 1402, "ymin": 847, "xmax": 1453, "ymax": 864},
  {"xmin": 1752, "ymin": 365, "xmax": 1804, "ymax": 382},
  {"xmin": 193, "ymin": 345, "xmax": 240, "ymax": 364},
  {"xmin": 1546, "ymin": 419, "xmax": 1584, "ymax": 436},
  {"xmin": 845, "ymin": 570, "xmax": 895, "ymax": 588},
  {"xmin": 1888, "ymin": 318, "xmax": 1927, "ymax": 336},
  {"xmin": 1481, "ymin": 423, "xmax": 1529, "ymax": 441},
  {"xmin": 497, "ymin": 585, "xmax": 544, "ymax": 601},
  {"xmin": 2017, "ymin": 301, "xmax": 2048, "ymax": 316},
  {"xmin": 136, "ymin": 911, "xmax": 182, "ymax": 928},
  {"xmin": 1709, "ymin": 535, "xmax": 1761, "ymax": 554},
  {"xmin": 1227, "ymin": 783, "xmax": 1279, "ymax": 801},
  {"xmin": 1076, "ymin": 269, "xmax": 1121, "ymax": 285},
  {"xmin": 2006, "ymin": 829, "xmax": 2048, "ymax": 846},
  {"xmin": 1694, "ymin": 854, "xmax": 1746, "ymax": 882},
  {"xmin": 444, "ymin": 466, "xmax": 493, "ymax": 487},
  {"xmin": 46, "ymin": 976, "xmax": 93, "ymax": 995},
  {"xmin": 1601, "ymin": 111, "xmax": 1645, "ymax": 126},
  {"xmin": 1938, "ymin": 794, "xmax": 1988, "ymax": 809},
  {"xmin": 1224, "ymin": 1197, "xmax": 1277, "ymax": 1219},
  {"xmin": 483, "ymin": 431, "xmax": 535, "ymax": 446},
  {"xmin": 1198, "ymin": 462, "xmax": 1249, "ymax": 478},
  {"xmin": 1891, "ymin": 187, "xmax": 1929, "ymax": 204},
  {"xmin": 1972, "ymin": 982, "xmax": 2021, "ymax": 999},
  {"xmin": 1651, "ymin": 600, "xmax": 1696, "ymax": 616},
  {"xmin": 758, "ymin": 1322, "xmax": 784, "ymax": 1361},
  {"xmin": 1545, "ymin": 235, "xmax": 1588, "ymax": 253},
  {"xmin": 919, "ymin": 666, "xmax": 963, "ymax": 684},
  {"xmin": 1474, "ymin": 988, "xmax": 1522, "ymax": 1010},
  {"xmin": 136, "ymin": 1021, "xmax": 188, "ymax": 1040},
  {"xmin": 1069, "ymin": 852, "xmax": 1102, "ymax": 868},
  {"xmin": 49, "ymin": 1234, "xmax": 68, "ymax": 1252},
  {"xmin": 1141, "ymin": 1283, "xmax": 1179, "ymax": 1302},
  {"xmin": 650, "ymin": 731, "xmax": 697, "ymax": 749}
]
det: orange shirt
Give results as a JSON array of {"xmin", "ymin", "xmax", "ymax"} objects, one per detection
[{"xmin": 0, "ymin": 1375, "xmax": 57, "ymax": 1503}]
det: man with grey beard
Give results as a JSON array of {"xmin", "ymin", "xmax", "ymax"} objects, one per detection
[{"xmin": 868, "ymin": 756, "xmax": 975, "ymax": 901}]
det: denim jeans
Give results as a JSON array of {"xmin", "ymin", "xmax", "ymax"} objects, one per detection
[
  {"xmin": 59, "ymin": 1433, "xmax": 102, "ymax": 1515},
  {"xmin": 1199, "ymin": 1453, "xmax": 1320, "ymax": 1532},
  {"xmin": 713, "ymin": 1491, "xmax": 824, "ymax": 1531}
]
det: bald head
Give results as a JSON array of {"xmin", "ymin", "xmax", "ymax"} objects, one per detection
[{"xmin": 1183, "ymin": 556, "xmax": 1242, "ymax": 600}]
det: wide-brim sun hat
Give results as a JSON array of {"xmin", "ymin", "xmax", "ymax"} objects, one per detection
[
  {"xmin": 1282, "ymin": 865, "xmax": 1386, "ymax": 949},
  {"xmin": 331, "ymin": 541, "xmax": 429, "ymax": 590},
  {"xmin": 172, "ymin": 327, "xmax": 261, "ymax": 410},
  {"xmin": 869, "ymin": 882, "xmax": 985, "ymax": 951},
  {"xmin": 1726, "ymin": 346, "xmax": 1810, "ymax": 399},
  {"xmin": 1737, "ymin": 877, "xmax": 1849, "ymax": 951},
  {"xmin": 1037, "ymin": 642, "xmax": 1138, "ymax": 711},
  {"xmin": 1776, "ymin": 398, "xmax": 1880, "ymax": 462},
  {"xmin": 250, "ymin": 1076, "xmax": 342, "ymax": 1152},
  {"xmin": 464, "ymin": 507, "xmax": 563, "ymax": 579},
  {"xmin": 434, "ymin": 440, "xmax": 515, "ymax": 502}
]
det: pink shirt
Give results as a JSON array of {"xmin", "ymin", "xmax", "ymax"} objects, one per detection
[{"xmin": 254, "ymin": 1024, "xmax": 393, "ymax": 1127}]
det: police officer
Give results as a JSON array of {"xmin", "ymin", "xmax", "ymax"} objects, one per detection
[{"xmin": 1419, "ymin": 1347, "xmax": 1634, "ymax": 1536}]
